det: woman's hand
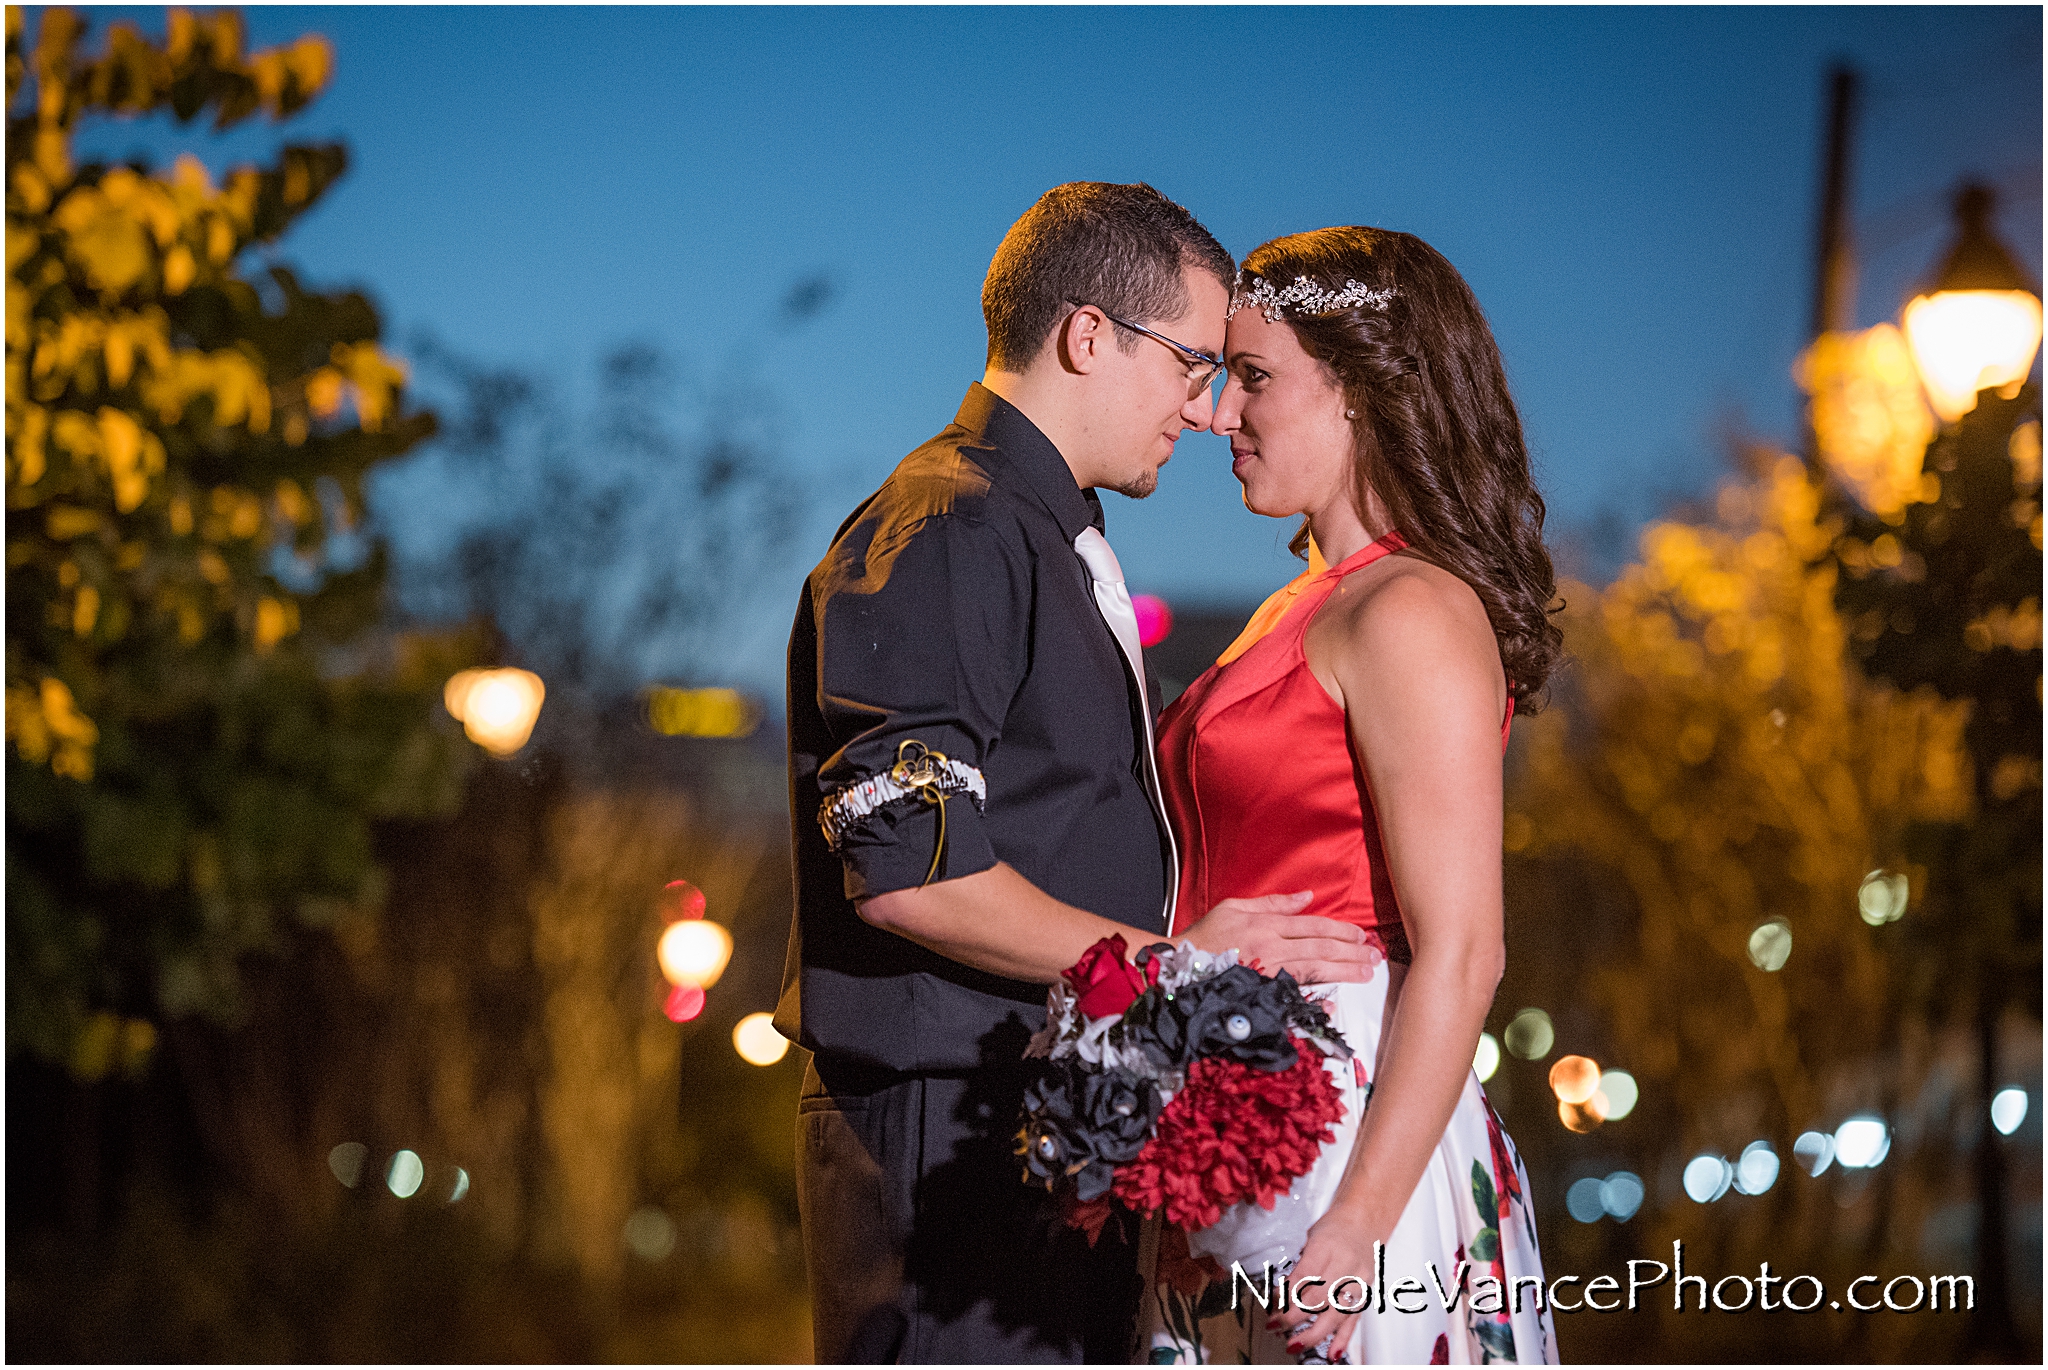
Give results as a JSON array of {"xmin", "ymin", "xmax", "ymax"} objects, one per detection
[{"xmin": 1271, "ymin": 1208, "xmax": 1384, "ymax": 1360}]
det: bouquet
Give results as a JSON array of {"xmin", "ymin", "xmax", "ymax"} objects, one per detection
[{"xmin": 1016, "ymin": 935, "xmax": 1353, "ymax": 1278}]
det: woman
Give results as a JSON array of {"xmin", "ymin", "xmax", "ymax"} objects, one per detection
[{"xmin": 1149, "ymin": 227, "xmax": 1561, "ymax": 1365}]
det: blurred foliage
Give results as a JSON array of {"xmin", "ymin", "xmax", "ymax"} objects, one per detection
[
  {"xmin": 1506, "ymin": 446, "xmax": 2019, "ymax": 1360},
  {"xmin": 393, "ymin": 336, "xmax": 803, "ymax": 701},
  {"xmin": 5, "ymin": 7, "xmax": 472, "ymax": 1069},
  {"xmin": 8, "ymin": 759, "xmax": 811, "ymax": 1362}
]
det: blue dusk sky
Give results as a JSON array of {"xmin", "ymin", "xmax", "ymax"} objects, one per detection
[{"xmin": 63, "ymin": 5, "xmax": 2043, "ymax": 694}]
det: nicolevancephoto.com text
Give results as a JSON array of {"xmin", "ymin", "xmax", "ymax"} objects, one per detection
[{"xmin": 1230, "ymin": 1240, "xmax": 1976, "ymax": 1319}]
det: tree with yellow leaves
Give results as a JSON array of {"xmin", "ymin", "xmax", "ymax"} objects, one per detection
[
  {"xmin": 6, "ymin": 8, "xmax": 469, "ymax": 1070},
  {"xmin": 1508, "ymin": 451, "xmax": 1986, "ymax": 1360}
]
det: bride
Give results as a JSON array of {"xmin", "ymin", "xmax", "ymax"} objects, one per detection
[{"xmin": 1149, "ymin": 226, "xmax": 1561, "ymax": 1365}]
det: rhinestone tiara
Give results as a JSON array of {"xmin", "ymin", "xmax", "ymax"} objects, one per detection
[{"xmin": 1228, "ymin": 273, "xmax": 1398, "ymax": 323}]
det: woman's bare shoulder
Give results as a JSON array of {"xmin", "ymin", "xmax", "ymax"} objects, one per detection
[{"xmin": 1311, "ymin": 553, "xmax": 1503, "ymax": 711}]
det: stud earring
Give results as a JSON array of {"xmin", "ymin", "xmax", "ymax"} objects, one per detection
[{"xmin": 1345, "ymin": 408, "xmax": 1356, "ymax": 419}]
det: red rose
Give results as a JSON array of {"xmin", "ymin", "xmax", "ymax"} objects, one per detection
[{"xmin": 1063, "ymin": 935, "xmax": 1157, "ymax": 1019}]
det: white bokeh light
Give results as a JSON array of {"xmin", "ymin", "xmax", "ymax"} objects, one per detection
[
  {"xmin": 1793, "ymin": 1130, "xmax": 1835, "ymax": 1177},
  {"xmin": 1734, "ymin": 1140, "xmax": 1780, "ymax": 1195},
  {"xmin": 1683, "ymin": 1154, "xmax": 1732, "ymax": 1203},
  {"xmin": 1834, "ymin": 1117, "xmax": 1890, "ymax": 1169},
  {"xmin": 1473, "ymin": 1032, "xmax": 1501, "ymax": 1083},
  {"xmin": 1600, "ymin": 1171, "xmax": 1645, "ymax": 1221},
  {"xmin": 1991, "ymin": 1088, "xmax": 2029, "ymax": 1137},
  {"xmin": 386, "ymin": 1149, "xmax": 425, "ymax": 1198}
]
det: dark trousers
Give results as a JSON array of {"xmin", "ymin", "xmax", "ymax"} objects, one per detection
[{"xmin": 796, "ymin": 1057, "xmax": 1143, "ymax": 1363}]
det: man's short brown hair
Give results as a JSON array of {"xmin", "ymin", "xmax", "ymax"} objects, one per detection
[{"xmin": 981, "ymin": 182, "xmax": 1235, "ymax": 373}]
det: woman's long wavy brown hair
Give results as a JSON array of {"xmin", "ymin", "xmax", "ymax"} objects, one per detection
[{"xmin": 1242, "ymin": 227, "xmax": 1563, "ymax": 709}]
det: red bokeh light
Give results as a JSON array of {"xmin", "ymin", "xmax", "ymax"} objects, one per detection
[
  {"xmin": 1132, "ymin": 594, "xmax": 1172, "ymax": 648},
  {"xmin": 663, "ymin": 879, "xmax": 706, "ymax": 921},
  {"xmin": 664, "ymin": 983, "xmax": 706, "ymax": 1023}
]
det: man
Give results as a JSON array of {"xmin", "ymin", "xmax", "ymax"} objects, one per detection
[{"xmin": 775, "ymin": 182, "xmax": 1375, "ymax": 1363}]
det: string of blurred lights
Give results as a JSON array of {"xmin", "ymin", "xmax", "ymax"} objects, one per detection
[{"xmin": 326, "ymin": 1141, "xmax": 469, "ymax": 1202}]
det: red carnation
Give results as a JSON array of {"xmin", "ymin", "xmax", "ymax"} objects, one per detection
[
  {"xmin": 1111, "ymin": 1052, "xmax": 1344, "ymax": 1231},
  {"xmin": 1063, "ymin": 934, "xmax": 1158, "ymax": 1019}
]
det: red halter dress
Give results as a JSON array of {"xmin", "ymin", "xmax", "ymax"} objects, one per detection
[
  {"xmin": 1144, "ymin": 532, "xmax": 1553, "ymax": 1367},
  {"xmin": 1157, "ymin": 532, "xmax": 1511, "ymax": 954}
]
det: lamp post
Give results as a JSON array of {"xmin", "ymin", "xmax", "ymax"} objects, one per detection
[
  {"xmin": 1831, "ymin": 180, "xmax": 2041, "ymax": 1363},
  {"xmin": 1901, "ymin": 184, "xmax": 2043, "ymax": 424}
]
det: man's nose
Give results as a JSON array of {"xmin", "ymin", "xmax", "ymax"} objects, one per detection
[{"xmin": 1184, "ymin": 383, "xmax": 1217, "ymax": 433}]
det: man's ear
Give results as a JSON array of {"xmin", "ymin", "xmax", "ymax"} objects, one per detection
[{"xmin": 1054, "ymin": 303, "xmax": 1108, "ymax": 376}]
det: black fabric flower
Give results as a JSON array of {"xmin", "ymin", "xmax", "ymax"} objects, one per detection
[
  {"xmin": 1016, "ymin": 1065, "xmax": 1163, "ymax": 1201},
  {"xmin": 1166, "ymin": 965, "xmax": 1302, "ymax": 1072}
]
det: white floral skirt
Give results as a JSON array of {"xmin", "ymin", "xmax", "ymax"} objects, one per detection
[{"xmin": 1142, "ymin": 966, "xmax": 1558, "ymax": 1365}]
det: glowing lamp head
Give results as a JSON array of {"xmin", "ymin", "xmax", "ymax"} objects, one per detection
[
  {"xmin": 444, "ymin": 668, "xmax": 545, "ymax": 756},
  {"xmin": 1131, "ymin": 594, "xmax": 1173, "ymax": 648},
  {"xmin": 657, "ymin": 919, "xmax": 732, "ymax": 989},
  {"xmin": 1903, "ymin": 184, "xmax": 2042, "ymax": 424},
  {"xmin": 733, "ymin": 1011, "xmax": 790, "ymax": 1066}
]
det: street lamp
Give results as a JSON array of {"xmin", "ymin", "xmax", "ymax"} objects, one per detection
[{"xmin": 1901, "ymin": 184, "xmax": 2043, "ymax": 424}]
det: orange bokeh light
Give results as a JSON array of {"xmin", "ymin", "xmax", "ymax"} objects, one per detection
[
  {"xmin": 1549, "ymin": 1054, "xmax": 1600, "ymax": 1104},
  {"xmin": 1558, "ymin": 1098, "xmax": 1602, "ymax": 1133}
]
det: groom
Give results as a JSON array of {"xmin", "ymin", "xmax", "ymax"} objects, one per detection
[{"xmin": 775, "ymin": 182, "xmax": 1376, "ymax": 1363}]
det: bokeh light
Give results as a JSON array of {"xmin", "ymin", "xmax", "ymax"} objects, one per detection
[
  {"xmin": 1473, "ymin": 1032, "xmax": 1501, "ymax": 1082},
  {"xmin": 1595, "ymin": 1069, "xmax": 1638, "ymax": 1121},
  {"xmin": 623, "ymin": 1206, "xmax": 677, "ymax": 1261},
  {"xmin": 444, "ymin": 668, "xmax": 546, "ymax": 756},
  {"xmin": 1684, "ymin": 1153, "xmax": 1733, "ymax": 1203},
  {"xmin": 448, "ymin": 1167, "xmax": 470, "ymax": 1203},
  {"xmin": 1557, "ymin": 1098, "xmax": 1602, "ymax": 1133},
  {"xmin": 657, "ymin": 919, "xmax": 732, "ymax": 988},
  {"xmin": 1902, "ymin": 288, "xmax": 2044, "ymax": 423},
  {"xmin": 1834, "ymin": 1116, "xmax": 1890, "ymax": 1169},
  {"xmin": 1549, "ymin": 1054, "xmax": 1600, "ymax": 1105},
  {"xmin": 1504, "ymin": 1008, "xmax": 1555, "ymax": 1061},
  {"xmin": 328, "ymin": 1141, "xmax": 367, "ymax": 1188},
  {"xmin": 663, "ymin": 879, "xmax": 707, "ymax": 921},
  {"xmin": 645, "ymin": 686, "xmax": 760, "ymax": 739},
  {"xmin": 663, "ymin": 983, "xmax": 706, "ymax": 1023},
  {"xmin": 733, "ymin": 1011, "xmax": 790, "ymax": 1066},
  {"xmin": 1858, "ymin": 870, "xmax": 1909, "ymax": 926},
  {"xmin": 1991, "ymin": 1087, "xmax": 2029, "ymax": 1136},
  {"xmin": 1600, "ymin": 1171, "xmax": 1645, "ymax": 1221},
  {"xmin": 1132, "ymin": 593, "xmax": 1173, "ymax": 648},
  {"xmin": 1746, "ymin": 919, "xmax": 1792, "ymax": 972},
  {"xmin": 1734, "ymin": 1140, "xmax": 1780, "ymax": 1195},
  {"xmin": 386, "ymin": 1149, "xmax": 425, "ymax": 1198},
  {"xmin": 1566, "ymin": 1177, "xmax": 1606, "ymax": 1223},
  {"xmin": 1793, "ymin": 1130, "xmax": 1835, "ymax": 1177}
]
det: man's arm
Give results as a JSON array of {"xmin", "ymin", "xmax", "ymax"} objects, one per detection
[
  {"xmin": 817, "ymin": 508, "xmax": 1377, "ymax": 985},
  {"xmin": 860, "ymin": 864, "xmax": 1377, "ymax": 984}
]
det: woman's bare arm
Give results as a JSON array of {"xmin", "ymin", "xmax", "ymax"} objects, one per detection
[{"xmin": 1280, "ymin": 558, "xmax": 1508, "ymax": 1353}]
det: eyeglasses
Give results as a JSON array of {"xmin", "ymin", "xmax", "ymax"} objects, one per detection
[{"xmin": 1065, "ymin": 300, "xmax": 1226, "ymax": 392}]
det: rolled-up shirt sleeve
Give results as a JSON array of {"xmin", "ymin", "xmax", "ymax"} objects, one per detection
[{"xmin": 811, "ymin": 508, "xmax": 1030, "ymax": 901}]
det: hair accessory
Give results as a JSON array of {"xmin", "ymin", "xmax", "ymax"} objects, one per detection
[{"xmin": 1228, "ymin": 273, "xmax": 1397, "ymax": 322}]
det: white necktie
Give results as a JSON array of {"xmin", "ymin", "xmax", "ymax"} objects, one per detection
[{"xmin": 1075, "ymin": 526, "xmax": 1180, "ymax": 933}]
